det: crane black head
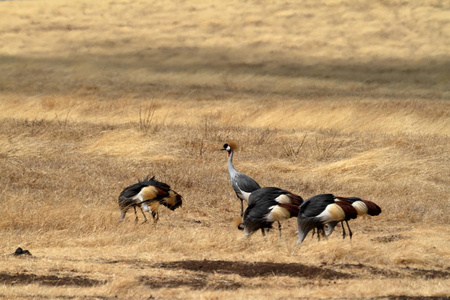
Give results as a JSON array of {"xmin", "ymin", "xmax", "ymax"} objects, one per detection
[{"xmin": 221, "ymin": 141, "xmax": 238, "ymax": 154}]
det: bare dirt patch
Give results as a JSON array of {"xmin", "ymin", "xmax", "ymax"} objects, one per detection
[
  {"xmin": 0, "ymin": 272, "xmax": 105, "ymax": 287},
  {"xmin": 154, "ymin": 260, "xmax": 353, "ymax": 279},
  {"xmin": 372, "ymin": 234, "xmax": 410, "ymax": 243}
]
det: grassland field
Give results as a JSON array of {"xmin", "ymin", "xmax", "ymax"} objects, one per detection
[{"xmin": 0, "ymin": 0, "xmax": 449, "ymax": 299}]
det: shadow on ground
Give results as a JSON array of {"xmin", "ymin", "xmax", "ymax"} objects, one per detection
[{"xmin": 1, "ymin": 47, "xmax": 449, "ymax": 100}]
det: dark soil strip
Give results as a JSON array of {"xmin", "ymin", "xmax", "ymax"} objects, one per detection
[
  {"xmin": 334, "ymin": 264, "xmax": 450, "ymax": 280},
  {"xmin": 0, "ymin": 272, "xmax": 105, "ymax": 287},
  {"xmin": 335, "ymin": 263, "xmax": 401, "ymax": 278},
  {"xmin": 154, "ymin": 260, "xmax": 353, "ymax": 279},
  {"xmin": 403, "ymin": 267, "xmax": 450, "ymax": 279},
  {"xmin": 139, "ymin": 275, "xmax": 243, "ymax": 290}
]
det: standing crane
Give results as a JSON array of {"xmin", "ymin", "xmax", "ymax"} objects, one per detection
[
  {"xmin": 243, "ymin": 187, "xmax": 303, "ymax": 238},
  {"xmin": 297, "ymin": 194, "xmax": 357, "ymax": 243},
  {"xmin": 221, "ymin": 141, "xmax": 261, "ymax": 218},
  {"xmin": 118, "ymin": 176, "xmax": 182, "ymax": 224}
]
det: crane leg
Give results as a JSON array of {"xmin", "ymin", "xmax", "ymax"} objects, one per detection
[
  {"xmin": 315, "ymin": 226, "xmax": 323, "ymax": 241},
  {"xmin": 277, "ymin": 221, "xmax": 282, "ymax": 238},
  {"xmin": 341, "ymin": 221, "xmax": 347, "ymax": 239},
  {"xmin": 118, "ymin": 209, "xmax": 127, "ymax": 222},
  {"xmin": 139, "ymin": 206, "xmax": 148, "ymax": 224},
  {"xmin": 152, "ymin": 211, "xmax": 159, "ymax": 223},
  {"xmin": 260, "ymin": 228, "xmax": 266, "ymax": 237},
  {"xmin": 345, "ymin": 220, "xmax": 353, "ymax": 240},
  {"xmin": 237, "ymin": 198, "xmax": 245, "ymax": 229},
  {"xmin": 133, "ymin": 206, "xmax": 139, "ymax": 224}
]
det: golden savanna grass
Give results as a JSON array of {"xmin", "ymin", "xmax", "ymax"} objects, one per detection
[{"xmin": 0, "ymin": 0, "xmax": 449, "ymax": 299}]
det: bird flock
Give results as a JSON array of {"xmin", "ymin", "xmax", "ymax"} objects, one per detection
[{"xmin": 117, "ymin": 141, "xmax": 382, "ymax": 244}]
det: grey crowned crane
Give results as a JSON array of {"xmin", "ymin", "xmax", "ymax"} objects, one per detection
[
  {"xmin": 297, "ymin": 194, "xmax": 358, "ymax": 243},
  {"xmin": 221, "ymin": 141, "xmax": 261, "ymax": 217},
  {"xmin": 118, "ymin": 176, "xmax": 183, "ymax": 224},
  {"xmin": 243, "ymin": 187, "xmax": 303, "ymax": 238},
  {"xmin": 332, "ymin": 196, "xmax": 382, "ymax": 239}
]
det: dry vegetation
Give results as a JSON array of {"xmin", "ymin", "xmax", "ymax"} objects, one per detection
[{"xmin": 0, "ymin": 0, "xmax": 449, "ymax": 299}]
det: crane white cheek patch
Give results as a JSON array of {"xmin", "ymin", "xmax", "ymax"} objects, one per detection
[
  {"xmin": 244, "ymin": 226, "xmax": 252, "ymax": 238},
  {"xmin": 326, "ymin": 223, "xmax": 337, "ymax": 236}
]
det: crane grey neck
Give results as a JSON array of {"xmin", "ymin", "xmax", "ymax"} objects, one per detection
[{"xmin": 227, "ymin": 150, "xmax": 238, "ymax": 177}]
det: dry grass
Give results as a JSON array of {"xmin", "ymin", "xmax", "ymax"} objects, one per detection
[{"xmin": 0, "ymin": 0, "xmax": 449, "ymax": 299}]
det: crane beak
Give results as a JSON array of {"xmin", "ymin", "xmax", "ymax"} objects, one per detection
[{"xmin": 220, "ymin": 147, "xmax": 227, "ymax": 151}]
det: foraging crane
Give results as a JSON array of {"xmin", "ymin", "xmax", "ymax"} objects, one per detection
[
  {"xmin": 221, "ymin": 141, "xmax": 261, "ymax": 217},
  {"xmin": 243, "ymin": 187, "xmax": 303, "ymax": 238},
  {"xmin": 308, "ymin": 196, "xmax": 382, "ymax": 240},
  {"xmin": 297, "ymin": 194, "xmax": 358, "ymax": 243},
  {"xmin": 332, "ymin": 196, "xmax": 382, "ymax": 239},
  {"xmin": 118, "ymin": 176, "xmax": 182, "ymax": 224}
]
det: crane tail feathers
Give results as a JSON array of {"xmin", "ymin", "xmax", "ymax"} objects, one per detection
[{"xmin": 363, "ymin": 200, "xmax": 382, "ymax": 216}]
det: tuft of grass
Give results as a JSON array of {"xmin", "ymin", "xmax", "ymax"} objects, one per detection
[{"xmin": 138, "ymin": 100, "xmax": 159, "ymax": 133}]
